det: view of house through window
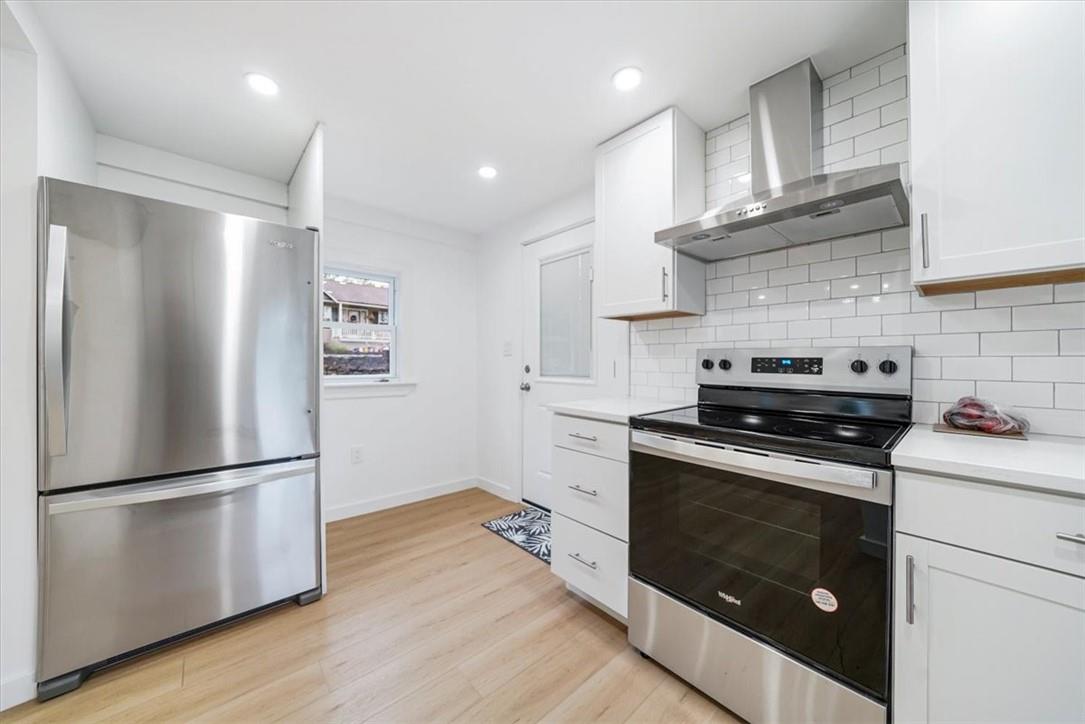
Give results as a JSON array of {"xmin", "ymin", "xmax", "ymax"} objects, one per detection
[{"xmin": 322, "ymin": 269, "xmax": 397, "ymax": 378}]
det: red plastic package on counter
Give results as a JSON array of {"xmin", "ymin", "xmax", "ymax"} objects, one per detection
[{"xmin": 942, "ymin": 396, "xmax": 1030, "ymax": 435}]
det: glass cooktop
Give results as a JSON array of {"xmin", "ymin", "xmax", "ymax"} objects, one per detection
[{"xmin": 631, "ymin": 404, "xmax": 909, "ymax": 467}]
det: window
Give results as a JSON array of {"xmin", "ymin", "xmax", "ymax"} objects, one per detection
[
  {"xmin": 322, "ymin": 269, "xmax": 398, "ymax": 379},
  {"xmin": 539, "ymin": 249, "xmax": 592, "ymax": 378}
]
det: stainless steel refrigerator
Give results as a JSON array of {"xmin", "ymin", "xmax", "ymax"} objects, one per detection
[{"xmin": 36, "ymin": 178, "xmax": 322, "ymax": 700}]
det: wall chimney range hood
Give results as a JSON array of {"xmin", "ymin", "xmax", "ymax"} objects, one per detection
[{"xmin": 656, "ymin": 59, "xmax": 909, "ymax": 262}]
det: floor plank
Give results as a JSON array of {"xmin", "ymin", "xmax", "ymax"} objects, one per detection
[
  {"xmin": 1, "ymin": 488, "xmax": 737, "ymax": 723},
  {"xmin": 539, "ymin": 647, "xmax": 667, "ymax": 723}
]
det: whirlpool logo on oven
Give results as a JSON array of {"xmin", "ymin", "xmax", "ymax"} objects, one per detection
[{"xmin": 717, "ymin": 591, "xmax": 742, "ymax": 607}]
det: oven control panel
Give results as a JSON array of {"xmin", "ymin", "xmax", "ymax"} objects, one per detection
[
  {"xmin": 695, "ymin": 346, "xmax": 913, "ymax": 396},
  {"xmin": 751, "ymin": 357, "xmax": 822, "ymax": 375}
]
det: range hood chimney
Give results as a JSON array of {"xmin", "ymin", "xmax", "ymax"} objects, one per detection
[{"xmin": 656, "ymin": 59, "xmax": 909, "ymax": 261}]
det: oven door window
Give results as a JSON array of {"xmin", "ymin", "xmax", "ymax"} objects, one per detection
[{"xmin": 629, "ymin": 450, "xmax": 890, "ymax": 700}]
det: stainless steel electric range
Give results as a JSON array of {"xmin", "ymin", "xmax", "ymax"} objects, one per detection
[{"xmin": 627, "ymin": 346, "xmax": 913, "ymax": 724}]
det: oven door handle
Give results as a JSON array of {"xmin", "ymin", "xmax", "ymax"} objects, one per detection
[{"xmin": 630, "ymin": 430, "xmax": 878, "ymax": 491}]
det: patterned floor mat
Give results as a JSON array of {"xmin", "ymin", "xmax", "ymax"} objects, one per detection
[{"xmin": 481, "ymin": 506, "xmax": 551, "ymax": 564}]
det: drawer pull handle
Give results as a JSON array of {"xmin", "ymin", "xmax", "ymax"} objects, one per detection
[
  {"xmin": 567, "ymin": 484, "xmax": 598, "ymax": 497},
  {"xmin": 905, "ymin": 554, "xmax": 916, "ymax": 625},
  {"xmin": 1056, "ymin": 532, "xmax": 1085, "ymax": 545},
  {"xmin": 568, "ymin": 552, "xmax": 598, "ymax": 570},
  {"xmin": 568, "ymin": 432, "xmax": 598, "ymax": 442}
]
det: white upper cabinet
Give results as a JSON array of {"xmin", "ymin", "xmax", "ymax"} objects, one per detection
[
  {"xmin": 908, "ymin": 0, "xmax": 1085, "ymax": 293},
  {"xmin": 596, "ymin": 108, "xmax": 706, "ymax": 319}
]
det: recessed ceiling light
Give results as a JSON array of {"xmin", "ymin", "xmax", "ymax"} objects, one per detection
[
  {"xmin": 478, "ymin": 166, "xmax": 498, "ymax": 180},
  {"xmin": 245, "ymin": 73, "xmax": 279, "ymax": 96},
  {"xmin": 611, "ymin": 66, "xmax": 643, "ymax": 92}
]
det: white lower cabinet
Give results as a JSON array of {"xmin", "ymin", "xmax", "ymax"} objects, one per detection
[
  {"xmin": 551, "ymin": 512, "xmax": 629, "ymax": 617},
  {"xmin": 552, "ymin": 446, "xmax": 628, "ymax": 541},
  {"xmin": 552, "ymin": 414, "xmax": 629, "ymax": 463},
  {"xmin": 549, "ymin": 411, "xmax": 631, "ymax": 619},
  {"xmin": 893, "ymin": 533, "xmax": 1085, "ymax": 724},
  {"xmin": 895, "ymin": 471, "xmax": 1085, "ymax": 579}
]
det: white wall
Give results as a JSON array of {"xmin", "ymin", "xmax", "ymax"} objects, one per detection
[
  {"xmin": 0, "ymin": 8, "xmax": 38, "ymax": 710},
  {"xmin": 475, "ymin": 187, "xmax": 595, "ymax": 501},
  {"xmin": 96, "ymin": 134, "xmax": 289, "ymax": 223},
  {"xmin": 320, "ymin": 197, "xmax": 481, "ymax": 520},
  {"xmin": 1, "ymin": 0, "xmax": 96, "ymax": 710},
  {"xmin": 287, "ymin": 123, "xmax": 324, "ymax": 231},
  {"xmin": 632, "ymin": 44, "xmax": 1085, "ymax": 437},
  {"xmin": 5, "ymin": 0, "xmax": 95, "ymax": 184},
  {"xmin": 285, "ymin": 122, "xmax": 327, "ymax": 590}
]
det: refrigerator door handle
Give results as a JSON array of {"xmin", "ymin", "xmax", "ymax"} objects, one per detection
[
  {"xmin": 45, "ymin": 460, "xmax": 315, "ymax": 515},
  {"xmin": 44, "ymin": 223, "xmax": 69, "ymax": 457}
]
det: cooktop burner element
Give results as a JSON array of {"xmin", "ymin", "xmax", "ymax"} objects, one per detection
[
  {"xmin": 773, "ymin": 421, "xmax": 877, "ymax": 444},
  {"xmin": 630, "ymin": 346, "xmax": 913, "ymax": 467}
]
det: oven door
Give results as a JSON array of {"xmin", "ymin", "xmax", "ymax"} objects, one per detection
[{"xmin": 629, "ymin": 430, "xmax": 892, "ymax": 700}]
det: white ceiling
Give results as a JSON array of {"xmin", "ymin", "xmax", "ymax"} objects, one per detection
[{"xmin": 33, "ymin": 1, "xmax": 905, "ymax": 234}]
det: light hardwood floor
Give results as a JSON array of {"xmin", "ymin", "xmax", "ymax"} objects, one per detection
[{"xmin": 2, "ymin": 488, "xmax": 739, "ymax": 723}]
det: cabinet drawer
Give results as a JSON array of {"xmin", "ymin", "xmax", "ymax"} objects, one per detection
[
  {"xmin": 553, "ymin": 414, "xmax": 628, "ymax": 463},
  {"xmin": 552, "ymin": 447, "xmax": 628, "ymax": 541},
  {"xmin": 897, "ymin": 471, "xmax": 1085, "ymax": 578},
  {"xmin": 551, "ymin": 513, "xmax": 628, "ymax": 617}
]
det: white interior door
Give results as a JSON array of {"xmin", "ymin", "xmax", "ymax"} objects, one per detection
[{"xmin": 520, "ymin": 222, "xmax": 627, "ymax": 509}]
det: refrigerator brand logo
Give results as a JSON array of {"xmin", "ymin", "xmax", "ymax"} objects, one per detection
[
  {"xmin": 717, "ymin": 591, "xmax": 742, "ymax": 607},
  {"xmin": 268, "ymin": 239, "xmax": 294, "ymax": 249}
]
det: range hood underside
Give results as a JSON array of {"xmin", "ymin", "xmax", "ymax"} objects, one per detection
[
  {"xmin": 659, "ymin": 163, "xmax": 907, "ymax": 263},
  {"xmin": 656, "ymin": 164, "xmax": 910, "ymax": 262}
]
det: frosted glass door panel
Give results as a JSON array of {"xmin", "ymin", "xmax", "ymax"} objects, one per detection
[{"xmin": 540, "ymin": 251, "xmax": 592, "ymax": 378}]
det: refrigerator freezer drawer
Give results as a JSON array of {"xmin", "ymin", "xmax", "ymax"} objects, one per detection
[{"xmin": 38, "ymin": 459, "xmax": 320, "ymax": 682}]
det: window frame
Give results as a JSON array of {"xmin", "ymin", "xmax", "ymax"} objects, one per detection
[
  {"xmin": 537, "ymin": 246, "xmax": 594, "ymax": 381},
  {"xmin": 321, "ymin": 266, "xmax": 400, "ymax": 383}
]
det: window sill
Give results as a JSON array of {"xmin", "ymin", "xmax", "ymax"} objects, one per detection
[{"xmin": 323, "ymin": 378, "xmax": 418, "ymax": 399}]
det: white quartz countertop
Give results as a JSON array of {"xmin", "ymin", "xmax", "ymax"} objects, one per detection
[
  {"xmin": 546, "ymin": 397, "xmax": 687, "ymax": 425},
  {"xmin": 892, "ymin": 424, "xmax": 1085, "ymax": 498}
]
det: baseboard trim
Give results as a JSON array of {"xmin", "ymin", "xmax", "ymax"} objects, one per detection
[
  {"xmin": 475, "ymin": 477, "xmax": 516, "ymax": 502},
  {"xmin": 325, "ymin": 477, "xmax": 521, "ymax": 522},
  {"xmin": 324, "ymin": 477, "xmax": 480, "ymax": 522},
  {"xmin": 0, "ymin": 671, "xmax": 35, "ymax": 712}
]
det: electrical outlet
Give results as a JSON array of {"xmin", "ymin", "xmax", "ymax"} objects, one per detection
[
  {"xmin": 502, "ymin": 340, "xmax": 513, "ymax": 357},
  {"xmin": 350, "ymin": 446, "xmax": 363, "ymax": 464}
]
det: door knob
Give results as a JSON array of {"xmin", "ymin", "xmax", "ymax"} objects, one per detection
[{"xmin": 519, "ymin": 382, "xmax": 531, "ymax": 391}]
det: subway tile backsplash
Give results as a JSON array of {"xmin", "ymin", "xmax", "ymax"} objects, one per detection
[{"xmin": 632, "ymin": 44, "xmax": 1085, "ymax": 437}]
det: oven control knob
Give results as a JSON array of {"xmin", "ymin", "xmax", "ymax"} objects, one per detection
[
  {"xmin": 879, "ymin": 359, "xmax": 899, "ymax": 375},
  {"xmin": 850, "ymin": 359, "xmax": 869, "ymax": 374},
  {"xmin": 701, "ymin": 359, "xmax": 715, "ymax": 370},
  {"xmin": 718, "ymin": 359, "xmax": 732, "ymax": 371}
]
